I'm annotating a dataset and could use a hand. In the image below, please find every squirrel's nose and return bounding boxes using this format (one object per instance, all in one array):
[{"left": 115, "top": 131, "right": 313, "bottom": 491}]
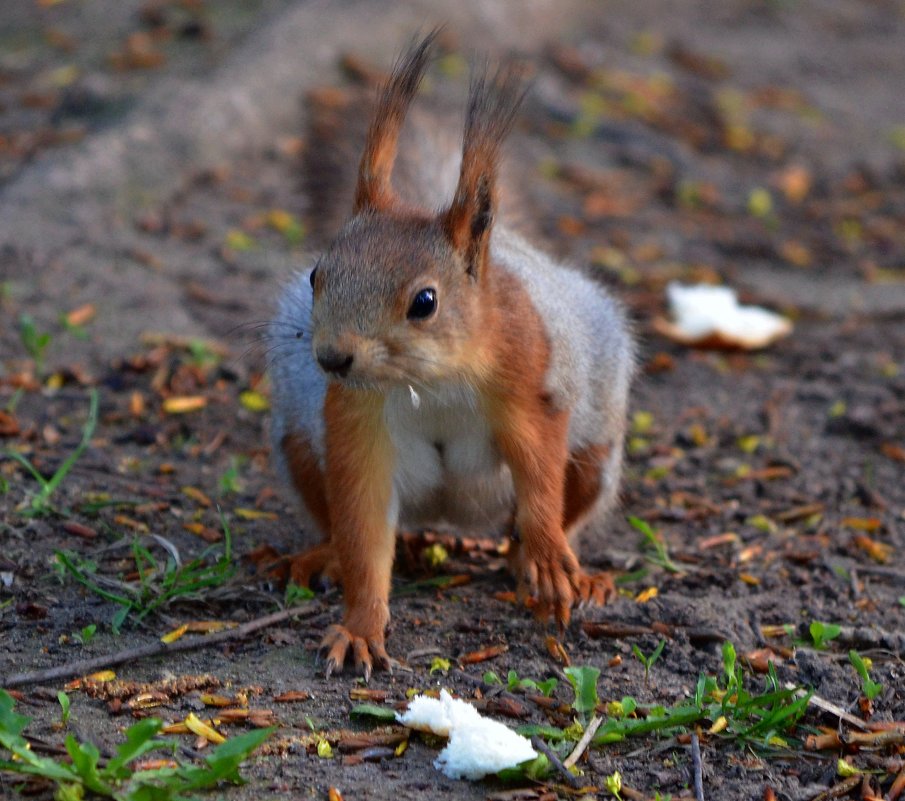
[{"left": 316, "top": 346, "right": 354, "bottom": 377}]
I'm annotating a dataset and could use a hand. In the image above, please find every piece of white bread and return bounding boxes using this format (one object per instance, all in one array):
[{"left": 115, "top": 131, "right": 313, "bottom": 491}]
[
  {"left": 654, "top": 282, "right": 792, "bottom": 350},
  {"left": 397, "top": 690, "right": 537, "bottom": 780}
]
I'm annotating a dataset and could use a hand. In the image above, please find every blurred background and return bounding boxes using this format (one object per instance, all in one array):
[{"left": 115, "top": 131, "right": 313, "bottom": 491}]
[{"left": 2, "top": 0, "right": 904, "bottom": 361}]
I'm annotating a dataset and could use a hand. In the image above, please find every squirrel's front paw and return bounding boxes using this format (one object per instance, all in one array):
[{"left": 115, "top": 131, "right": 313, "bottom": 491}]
[
  {"left": 254, "top": 543, "right": 339, "bottom": 591},
  {"left": 513, "top": 540, "right": 582, "bottom": 627},
  {"left": 319, "top": 624, "right": 394, "bottom": 681},
  {"left": 575, "top": 570, "right": 617, "bottom": 606}
]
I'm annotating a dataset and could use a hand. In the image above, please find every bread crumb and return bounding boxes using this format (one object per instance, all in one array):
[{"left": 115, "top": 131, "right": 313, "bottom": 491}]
[
  {"left": 655, "top": 282, "right": 792, "bottom": 350},
  {"left": 397, "top": 690, "right": 537, "bottom": 780}
]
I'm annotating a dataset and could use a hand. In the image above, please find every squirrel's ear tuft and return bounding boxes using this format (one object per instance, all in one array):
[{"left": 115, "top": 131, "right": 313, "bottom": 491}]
[
  {"left": 354, "top": 30, "right": 440, "bottom": 213},
  {"left": 443, "top": 65, "right": 526, "bottom": 279}
]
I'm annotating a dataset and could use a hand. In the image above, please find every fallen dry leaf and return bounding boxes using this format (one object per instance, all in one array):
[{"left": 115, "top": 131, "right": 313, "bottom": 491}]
[
  {"left": 458, "top": 644, "right": 508, "bottom": 665},
  {"left": 274, "top": 691, "right": 311, "bottom": 703},
  {"left": 853, "top": 534, "right": 892, "bottom": 563}
]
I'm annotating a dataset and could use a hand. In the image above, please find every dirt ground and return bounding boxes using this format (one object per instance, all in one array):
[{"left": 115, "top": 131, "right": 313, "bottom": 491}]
[{"left": 1, "top": 1, "right": 904, "bottom": 799}]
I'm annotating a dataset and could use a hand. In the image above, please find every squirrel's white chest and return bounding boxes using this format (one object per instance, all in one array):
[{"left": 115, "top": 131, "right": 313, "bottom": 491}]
[{"left": 384, "top": 384, "right": 513, "bottom": 531}]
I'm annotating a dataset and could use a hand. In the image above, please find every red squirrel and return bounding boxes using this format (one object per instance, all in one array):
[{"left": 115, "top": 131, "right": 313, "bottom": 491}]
[{"left": 269, "top": 32, "right": 635, "bottom": 678}]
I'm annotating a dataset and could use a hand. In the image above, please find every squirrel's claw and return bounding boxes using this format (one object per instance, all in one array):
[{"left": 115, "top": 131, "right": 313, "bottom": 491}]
[
  {"left": 511, "top": 542, "right": 616, "bottom": 626},
  {"left": 512, "top": 540, "right": 582, "bottom": 628},
  {"left": 319, "top": 624, "right": 392, "bottom": 680},
  {"left": 575, "top": 571, "right": 617, "bottom": 606}
]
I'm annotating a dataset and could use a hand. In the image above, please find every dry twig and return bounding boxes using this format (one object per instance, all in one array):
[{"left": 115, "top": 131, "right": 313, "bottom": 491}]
[
  {"left": 2, "top": 604, "right": 321, "bottom": 689},
  {"left": 563, "top": 714, "right": 603, "bottom": 769},
  {"left": 530, "top": 735, "right": 581, "bottom": 789},
  {"left": 691, "top": 733, "right": 705, "bottom": 801}
]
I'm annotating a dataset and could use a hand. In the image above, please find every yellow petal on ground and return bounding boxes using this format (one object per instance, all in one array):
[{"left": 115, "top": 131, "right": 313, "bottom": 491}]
[
  {"left": 265, "top": 209, "right": 305, "bottom": 243},
  {"left": 739, "top": 573, "right": 760, "bottom": 586},
  {"left": 635, "top": 586, "right": 658, "bottom": 603},
  {"left": 709, "top": 716, "right": 728, "bottom": 734},
  {"left": 225, "top": 229, "right": 255, "bottom": 251},
  {"left": 184, "top": 713, "right": 226, "bottom": 744},
  {"left": 239, "top": 390, "right": 270, "bottom": 412},
  {"left": 422, "top": 543, "right": 448, "bottom": 568},
  {"left": 163, "top": 396, "right": 207, "bottom": 414},
  {"left": 88, "top": 670, "right": 116, "bottom": 682},
  {"left": 161, "top": 624, "right": 188, "bottom": 644},
  {"left": 234, "top": 508, "right": 278, "bottom": 521},
  {"left": 836, "top": 758, "right": 860, "bottom": 778}
]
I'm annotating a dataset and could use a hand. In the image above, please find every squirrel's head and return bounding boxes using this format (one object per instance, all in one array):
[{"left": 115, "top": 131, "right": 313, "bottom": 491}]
[{"left": 308, "top": 31, "right": 524, "bottom": 389}]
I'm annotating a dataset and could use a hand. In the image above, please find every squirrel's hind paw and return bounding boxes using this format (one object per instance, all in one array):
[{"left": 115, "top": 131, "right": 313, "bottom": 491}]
[{"left": 257, "top": 543, "right": 340, "bottom": 591}]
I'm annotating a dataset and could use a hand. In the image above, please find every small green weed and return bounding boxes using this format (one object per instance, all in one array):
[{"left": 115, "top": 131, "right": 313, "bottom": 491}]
[
  {"left": 187, "top": 339, "right": 221, "bottom": 369},
  {"left": 72, "top": 623, "right": 97, "bottom": 645},
  {"left": 0, "top": 689, "right": 272, "bottom": 800},
  {"left": 350, "top": 704, "right": 397, "bottom": 723},
  {"left": 632, "top": 638, "right": 666, "bottom": 686},
  {"left": 429, "top": 657, "right": 451, "bottom": 675},
  {"left": 809, "top": 621, "right": 842, "bottom": 649},
  {"left": 563, "top": 665, "right": 600, "bottom": 722},
  {"left": 4, "top": 389, "right": 98, "bottom": 516},
  {"left": 848, "top": 650, "right": 882, "bottom": 701},
  {"left": 483, "top": 670, "right": 558, "bottom": 696},
  {"left": 605, "top": 769, "right": 623, "bottom": 799},
  {"left": 56, "top": 515, "right": 236, "bottom": 633},
  {"left": 18, "top": 314, "right": 52, "bottom": 374},
  {"left": 5, "top": 387, "right": 24, "bottom": 414},
  {"left": 518, "top": 641, "right": 810, "bottom": 752},
  {"left": 628, "top": 516, "right": 681, "bottom": 573},
  {"left": 59, "top": 312, "right": 90, "bottom": 341},
  {"left": 218, "top": 456, "right": 246, "bottom": 495},
  {"left": 284, "top": 580, "right": 315, "bottom": 607},
  {"left": 57, "top": 691, "right": 71, "bottom": 727}
]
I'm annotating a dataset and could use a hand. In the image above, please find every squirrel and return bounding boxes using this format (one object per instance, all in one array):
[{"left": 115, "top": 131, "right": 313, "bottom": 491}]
[{"left": 268, "top": 31, "right": 636, "bottom": 679}]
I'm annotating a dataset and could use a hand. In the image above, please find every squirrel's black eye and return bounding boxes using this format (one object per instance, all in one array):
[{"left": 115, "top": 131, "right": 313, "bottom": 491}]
[
  {"left": 407, "top": 288, "right": 437, "bottom": 320},
  {"left": 309, "top": 267, "right": 318, "bottom": 289}
]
